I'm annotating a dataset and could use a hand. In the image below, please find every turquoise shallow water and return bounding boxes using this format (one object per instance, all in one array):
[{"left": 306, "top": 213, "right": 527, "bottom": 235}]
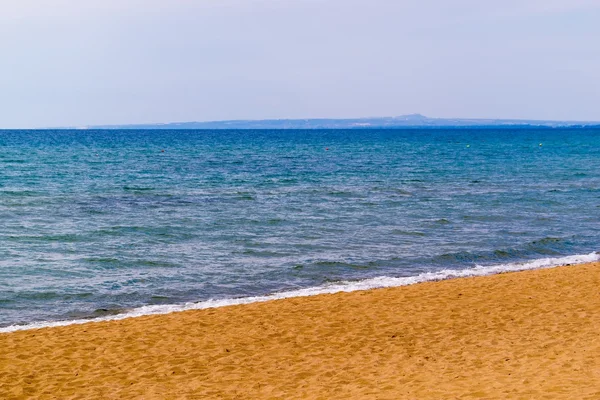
[{"left": 1, "top": 128, "right": 599, "bottom": 328}]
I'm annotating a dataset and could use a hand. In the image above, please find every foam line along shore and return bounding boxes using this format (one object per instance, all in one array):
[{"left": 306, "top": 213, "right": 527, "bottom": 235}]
[
  {"left": 1, "top": 252, "right": 598, "bottom": 333},
  {"left": 2, "top": 260, "right": 600, "bottom": 399}
]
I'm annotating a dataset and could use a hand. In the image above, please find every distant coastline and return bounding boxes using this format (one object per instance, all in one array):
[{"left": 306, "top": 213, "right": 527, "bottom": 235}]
[{"left": 55, "top": 114, "right": 600, "bottom": 130}]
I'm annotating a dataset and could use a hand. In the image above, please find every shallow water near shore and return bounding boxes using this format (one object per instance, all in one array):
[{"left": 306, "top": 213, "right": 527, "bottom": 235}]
[{"left": 1, "top": 128, "right": 600, "bottom": 329}]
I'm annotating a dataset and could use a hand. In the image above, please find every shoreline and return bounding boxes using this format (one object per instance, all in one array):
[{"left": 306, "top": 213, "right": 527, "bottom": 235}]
[
  {"left": 2, "top": 260, "right": 600, "bottom": 398},
  {"left": 1, "top": 252, "right": 598, "bottom": 334}
]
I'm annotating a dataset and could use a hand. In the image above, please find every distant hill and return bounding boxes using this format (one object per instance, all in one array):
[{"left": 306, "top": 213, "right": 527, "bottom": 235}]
[{"left": 72, "top": 114, "right": 600, "bottom": 129}]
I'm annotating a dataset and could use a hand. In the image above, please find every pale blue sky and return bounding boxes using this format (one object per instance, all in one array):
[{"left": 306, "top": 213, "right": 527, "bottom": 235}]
[{"left": 1, "top": 0, "right": 599, "bottom": 128}]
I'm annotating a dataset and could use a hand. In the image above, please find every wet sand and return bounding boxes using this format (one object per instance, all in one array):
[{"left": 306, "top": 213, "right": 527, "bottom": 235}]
[{"left": 2, "top": 262, "right": 600, "bottom": 399}]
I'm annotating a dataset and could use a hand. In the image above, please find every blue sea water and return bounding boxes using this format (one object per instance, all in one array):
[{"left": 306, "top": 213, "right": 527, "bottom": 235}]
[{"left": 1, "top": 128, "right": 599, "bottom": 329}]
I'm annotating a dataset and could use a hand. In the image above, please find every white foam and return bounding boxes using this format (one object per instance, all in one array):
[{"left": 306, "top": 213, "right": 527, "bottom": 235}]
[{"left": 2, "top": 252, "right": 598, "bottom": 333}]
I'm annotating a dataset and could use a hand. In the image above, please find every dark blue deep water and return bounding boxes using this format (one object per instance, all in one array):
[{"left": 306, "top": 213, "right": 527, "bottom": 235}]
[{"left": 1, "top": 128, "right": 599, "bottom": 328}]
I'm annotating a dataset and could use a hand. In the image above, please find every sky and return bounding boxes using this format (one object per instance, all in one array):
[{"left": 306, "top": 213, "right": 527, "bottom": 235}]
[{"left": 1, "top": 0, "right": 599, "bottom": 128}]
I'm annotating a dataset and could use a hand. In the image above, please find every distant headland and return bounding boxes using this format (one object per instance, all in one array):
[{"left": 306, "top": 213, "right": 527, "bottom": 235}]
[{"left": 68, "top": 114, "right": 600, "bottom": 130}]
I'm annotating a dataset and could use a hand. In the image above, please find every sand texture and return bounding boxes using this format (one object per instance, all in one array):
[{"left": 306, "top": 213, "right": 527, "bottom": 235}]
[{"left": 2, "top": 262, "right": 600, "bottom": 399}]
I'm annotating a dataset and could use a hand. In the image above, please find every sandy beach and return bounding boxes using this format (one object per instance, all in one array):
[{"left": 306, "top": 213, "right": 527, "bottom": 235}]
[{"left": 2, "top": 261, "right": 600, "bottom": 399}]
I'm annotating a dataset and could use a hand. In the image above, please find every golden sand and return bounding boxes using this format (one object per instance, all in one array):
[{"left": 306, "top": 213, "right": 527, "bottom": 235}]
[{"left": 2, "top": 262, "right": 600, "bottom": 399}]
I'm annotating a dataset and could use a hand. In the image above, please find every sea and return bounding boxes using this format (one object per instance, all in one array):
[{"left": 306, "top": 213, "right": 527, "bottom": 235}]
[{"left": 1, "top": 128, "right": 599, "bottom": 332}]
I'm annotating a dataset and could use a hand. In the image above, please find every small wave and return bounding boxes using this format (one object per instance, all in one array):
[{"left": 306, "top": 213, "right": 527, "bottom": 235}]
[
  {"left": 92, "top": 308, "right": 125, "bottom": 317},
  {"left": 326, "top": 191, "right": 355, "bottom": 198},
  {"left": 371, "top": 187, "right": 413, "bottom": 196},
  {"left": 1, "top": 159, "right": 27, "bottom": 164},
  {"left": 122, "top": 186, "right": 155, "bottom": 191},
  {"left": 530, "top": 237, "right": 561, "bottom": 245},
  {"left": 0, "top": 190, "right": 39, "bottom": 197},
  {"left": 313, "top": 261, "right": 371, "bottom": 270},
  {"left": 240, "top": 249, "right": 285, "bottom": 257},
  {"left": 1, "top": 252, "right": 598, "bottom": 334},
  {"left": 391, "top": 230, "right": 426, "bottom": 237},
  {"left": 433, "top": 237, "right": 574, "bottom": 264},
  {"left": 462, "top": 215, "right": 509, "bottom": 222}
]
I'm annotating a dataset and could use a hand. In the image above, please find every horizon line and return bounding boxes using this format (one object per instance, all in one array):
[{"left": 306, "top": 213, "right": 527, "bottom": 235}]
[{"left": 4, "top": 114, "right": 600, "bottom": 130}]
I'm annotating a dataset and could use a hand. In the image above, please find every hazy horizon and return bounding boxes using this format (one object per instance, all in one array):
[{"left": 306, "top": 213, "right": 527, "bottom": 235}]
[
  {"left": 2, "top": 0, "right": 599, "bottom": 128},
  {"left": 61, "top": 113, "right": 600, "bottom": 130}
]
